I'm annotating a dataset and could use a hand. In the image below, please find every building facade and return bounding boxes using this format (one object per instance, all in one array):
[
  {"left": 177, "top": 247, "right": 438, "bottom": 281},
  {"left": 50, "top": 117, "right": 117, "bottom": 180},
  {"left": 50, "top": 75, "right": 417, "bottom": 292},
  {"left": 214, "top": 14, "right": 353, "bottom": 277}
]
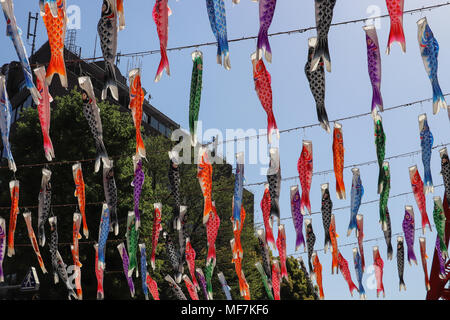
[{"left": 1, "top": 41, "right": 179, "bottom": 140}]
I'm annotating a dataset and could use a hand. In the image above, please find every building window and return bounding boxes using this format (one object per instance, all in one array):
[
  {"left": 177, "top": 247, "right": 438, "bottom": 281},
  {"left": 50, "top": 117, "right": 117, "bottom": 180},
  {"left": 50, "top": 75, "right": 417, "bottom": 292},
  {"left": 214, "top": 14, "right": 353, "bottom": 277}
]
[
  {"left": 159, "top": 123, "right": 166, "bottom": 135},
  {"left": 166, "top": 127, "right": 172, "bottom": 138},
  {"left": 151, "top": 117, "right": 158, "bottom": 129},
  {"left": 142, "top": 112, "right": 148, "bottom": 124}
]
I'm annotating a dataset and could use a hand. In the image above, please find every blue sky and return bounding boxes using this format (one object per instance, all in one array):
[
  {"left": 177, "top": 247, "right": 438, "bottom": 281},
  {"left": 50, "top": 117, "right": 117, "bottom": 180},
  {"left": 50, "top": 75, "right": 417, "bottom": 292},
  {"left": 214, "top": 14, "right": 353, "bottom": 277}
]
[{"left": 1, "top": 0, "right": 450, "bottom": 300}]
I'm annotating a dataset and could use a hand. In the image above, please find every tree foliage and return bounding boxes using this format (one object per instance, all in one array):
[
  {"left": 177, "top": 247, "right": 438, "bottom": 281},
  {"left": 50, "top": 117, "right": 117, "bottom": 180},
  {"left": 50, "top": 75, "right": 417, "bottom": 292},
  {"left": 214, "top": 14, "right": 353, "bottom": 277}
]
[{"left": 0, "top": 90, "right": 315, "bottom": 300}]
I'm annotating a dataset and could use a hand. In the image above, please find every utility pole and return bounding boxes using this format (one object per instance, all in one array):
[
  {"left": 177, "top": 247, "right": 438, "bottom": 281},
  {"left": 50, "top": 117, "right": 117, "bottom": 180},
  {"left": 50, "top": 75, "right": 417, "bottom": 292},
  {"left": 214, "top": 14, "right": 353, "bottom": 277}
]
[{"left": 27, "top": 12, "right": 39, "bottom": 57}]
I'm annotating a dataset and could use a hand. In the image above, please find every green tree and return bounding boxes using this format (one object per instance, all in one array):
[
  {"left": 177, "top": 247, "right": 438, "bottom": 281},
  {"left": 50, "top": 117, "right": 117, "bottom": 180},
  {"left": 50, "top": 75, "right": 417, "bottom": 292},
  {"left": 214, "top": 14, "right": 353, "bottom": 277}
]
[
  {"left": 0, "top": 90, "right": 315, "bottom": 300},
  {"left": 280, "top": 257, "right": 318, "bottom": 300}
]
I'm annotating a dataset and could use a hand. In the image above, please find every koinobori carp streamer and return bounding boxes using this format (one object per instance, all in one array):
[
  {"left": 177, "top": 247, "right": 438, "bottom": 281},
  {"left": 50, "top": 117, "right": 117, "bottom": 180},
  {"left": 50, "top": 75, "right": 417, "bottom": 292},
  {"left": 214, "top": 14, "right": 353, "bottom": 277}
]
[
  {"left": 78, "top": 76, "right": 109, "bottom": 173},
  {"left": 7, "top": 180, "right": 19, "bottom": 257},
  {"left": 198, "top": 147, "right": 214, "bottom": 224},
  {"left": 298, "top": 140, "right": 313, "bottom": 215},
  {"left": 385, "top": 0, "right": 406, "bottom": 54},
  {"left": 379, "top": 161, "right": 390, "bottom": 232},
  {"left": 276, "top": 224, "right": 288, "bottom": 281},
  {"left": 189, "top": 51, "right": 203, "bottom": 146},
  {"left": 348, "top": 168, "right": 364, "bottom": 237},
  {"left": 1, "top": 0, "right": 41, "bottom": 104},
  {"left": 97, "top": 203, "right": 110, "bottom": 271},
  {"left": 255, "top": 261, "right": 274, "bottom": 300},
  {"left": 267, "top": 148, "right": 281, "bottom": 224},
  {"left": 97, "top": 0, "right": 124, "bottom": 100},
  {"left": 332, "top": 123, "right": 345, "bottom": 199},
  {"left": 290, "top": 185, "right": 305, "bottom": 252},
  {"left": 396, "top": 236, "right": 406, "bottom": 292},
  {"left": 103, "top": 158, "right": 119, "bottom": 235},
  {"left": 321, "top": 183, "right": 332, "bottom": 253},
  {"left": 353, "top": 248, "right": 366, "bottom": 300},
  {"left": 374, "top": 114, "right": 386, "bottom": 195},
  {"left": 38, "top": 168, "right": 51, "bottom": 247},
  {"left": 146, "top": 273, "right": 160, "bottom": 300},
  {"left": 432, "top": 196, "right": 447, "bottom": 260},
  {"left": 305, "top": 37, "right": 330, "bottom": 133},
  {"left": 0, "top": 76, "right": 16, "bottom": 172},
  {"left": 305, "top": 218, "right": 316, "bottom": 277},
  {"left": 183, "top": 274, "right": 199, "bottom": 300},
  {"left": 338, "top": 252, "right": 359, "bottom": 297},
  {"left": 440, "top": 148, "right": 450, "bottom": 203},
  {"left": 271, "top": 260, "right": 281, "bottom": 300},
  {"left": 151, "top": 203, "right": 162, "bottom": 270},
  {"left": 312, "top": 252, "right": 324, "bottom": 299},
  {"left": 252, "top": 52, "right": 279, "bottom": 144},
  {"left": 255, "top": 0, "right": 277, "bottom": 63},
  {"left": 117, "top": 242, "right": 135, "bottom": 298},
  {"left": 72, "top": 212, "right": 82, "bottom": 270},
  {"left": 261, "top": 183, "right": 276, "bottom": 249},
  {"left": 356, "top": 214, "right": 365, "bottom": 272},
  {"left": 311, "top": 0, "right": 336, "bottom": 73},
  {"left": 419, "top": 237, "right": 430, "bottom": 291},
  {"left": 128, "top": 69, "right": 146, "bottom": 159},
  {"left": 232, "top": 152, "right": 244, "bottom": 231},
  {"left": 330, "top": 214, "right": 339, "bottom": 275},
  {"left": 206, "top": 0, "right": 231, "bottom": 70},
  {"left": 153, "top": 0, "right": 171, "bottom": 82},
  {"left": 0, "top": 218, "right": 5, "bottom": 282},
  {"left": 72, "top": 163, "right": 88, "bottom": 238},
  {"left": 231, "top": 205, "right": 245, "bottom": 262},
  {"left": 139, "top": 243, "right": 149, "bottom": 300},
  {"left": 165, "top": 274, "right": 186, "bottom": 300},
  {"left": 217, "top": 272, "right": 232, "bottom": 300},
  {"left": 417, "top": 17, "right": 448, "bottom": 117},
  {"left": 373, "top": 246, "right": 385, "bottom": 298},
  {"left": 126, "top": 212, "right": 139, "bottom": 278},
  {"left": 94, "top": 243, "right": 104, "bottom": 300},
  {"left": 185, "top": 237, "right": 199, "bottom": 290},
  {"left": 49, "top": 216, "right": 78, "bottom": 300},
  {"left": 163, "top": 231, "right": 183, "bottom": 284},
  {"left": 402, "top": 206, "right": 418, "bottom": 266},
  {"left": 177, "top": 206, "right": 189, "bottom": 265},
  {"left": 23, "top": 211, "right": 47, "bottom": 274},
  {"left": 34, "top": 66, "right": 55, "bottom": 161},
  {"left": 39, "top": 0, "right": 68, "bottom": 88},
  {"left": 132, "top": 156, "right": 144, "bottom": 230},
  {"left": 256, "top": 229, "right": 272, "bottom": 285},
  {"left": 383, "top": 208, "right": 393, "bottom": 261},
  {"left": 363, "top": 24, "right": 383, "bottom": 117},
  {"left": 305, "top": 37, "right": 330, "bottom": 132},
  {"left": 409, "top": 165, "right": 432, "bottom": 234},
  {"left": 418, "top": 114, "right": 434, "bottom": 194},
  {"left": 206, "top": 202, "right": 220, "bottom": 267}
]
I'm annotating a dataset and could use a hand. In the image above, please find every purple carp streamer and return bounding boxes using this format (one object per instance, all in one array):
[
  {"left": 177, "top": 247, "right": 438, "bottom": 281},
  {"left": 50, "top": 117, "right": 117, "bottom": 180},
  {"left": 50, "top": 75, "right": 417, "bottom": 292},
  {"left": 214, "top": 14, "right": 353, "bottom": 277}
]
[
  {"left": 363, "top": 25, "right": 383, "bottom": 117},
  {"left": 255, "top": 0, "right": 277, "bottom": 63},
  {"left": 132, "top": 155, "right": 144, "bottom": 230},
  {"left": 117, "top": 242, "right": 135, "bottom": 298}
]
